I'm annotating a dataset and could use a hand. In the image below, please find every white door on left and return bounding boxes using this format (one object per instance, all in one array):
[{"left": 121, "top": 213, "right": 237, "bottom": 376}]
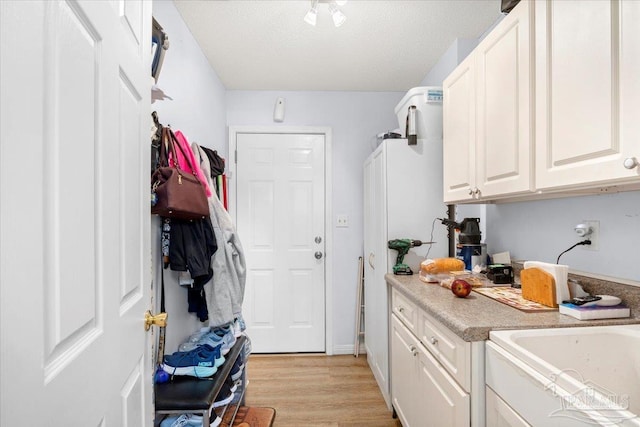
[{"left": 0, "top": 1, "right": 152, "bottom": 425}]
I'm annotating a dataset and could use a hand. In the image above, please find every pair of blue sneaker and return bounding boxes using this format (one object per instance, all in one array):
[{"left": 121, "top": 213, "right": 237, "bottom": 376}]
[
  {"left": 162, "top": 344, "right": 225, "bottom": 378},
  {"left": 179, "top": 325, "right": 237, "bottom": 356}
]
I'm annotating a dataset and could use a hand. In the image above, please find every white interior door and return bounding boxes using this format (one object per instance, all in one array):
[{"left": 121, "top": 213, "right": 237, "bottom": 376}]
[
  {"left": 0, "top": 1, "right": 152, "bottom": 425},
  {"left": 236, "top": 132, "right": 326, "bottom": 353}
]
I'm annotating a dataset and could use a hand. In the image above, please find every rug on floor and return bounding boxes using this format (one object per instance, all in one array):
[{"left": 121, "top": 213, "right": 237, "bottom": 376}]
[{"left": 224, "top": 406, "right": 276, "bottom": 427}]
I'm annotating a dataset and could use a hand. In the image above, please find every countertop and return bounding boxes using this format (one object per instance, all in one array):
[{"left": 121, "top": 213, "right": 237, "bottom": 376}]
[{"left": 386, "top": 274, "right": 640, "bottom": 342}]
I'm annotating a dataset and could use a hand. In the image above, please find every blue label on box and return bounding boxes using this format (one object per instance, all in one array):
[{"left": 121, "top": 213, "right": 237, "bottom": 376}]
[{"left": 426, "top": 89, "right": 443, "bottom": 103}]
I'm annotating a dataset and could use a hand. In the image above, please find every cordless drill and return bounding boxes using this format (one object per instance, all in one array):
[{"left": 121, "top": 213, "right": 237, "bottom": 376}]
[{"left": 388, "top": 239, "right": 424, "bottom": 275}]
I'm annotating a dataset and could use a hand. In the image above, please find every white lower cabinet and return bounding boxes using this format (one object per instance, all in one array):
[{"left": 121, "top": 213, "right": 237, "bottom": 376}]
[
  {"left": 391, "top": 315, "right": 421, "bottom": 426},
  {"left": 390, "top": 289, "right": 472, "bottom": 427},
  {"left": 486, "top": 386, "right": 532, "bottom": 427}
]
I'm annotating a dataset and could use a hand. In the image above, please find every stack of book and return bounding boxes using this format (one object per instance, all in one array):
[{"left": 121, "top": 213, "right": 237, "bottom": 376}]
[{"left": 559, "top": 303, "right": 630, "bottom": 320}]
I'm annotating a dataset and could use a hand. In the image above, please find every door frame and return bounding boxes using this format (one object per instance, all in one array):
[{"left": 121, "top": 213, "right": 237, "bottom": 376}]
[{"left": 228, "top": 126, "right": 333, "bottom": 355}]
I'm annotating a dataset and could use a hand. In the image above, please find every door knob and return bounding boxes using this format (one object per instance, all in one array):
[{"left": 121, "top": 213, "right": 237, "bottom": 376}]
[
  {"left": 315, "top": 251, "right": 323, "bottom": 260},
  {"left": 144, "top": 310, "right": 168, "bottom": 331}
]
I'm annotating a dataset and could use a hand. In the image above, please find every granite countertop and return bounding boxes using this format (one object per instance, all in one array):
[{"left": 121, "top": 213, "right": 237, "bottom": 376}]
[{"left": 386, "top": 274, "right": 640, "bottom": 342}]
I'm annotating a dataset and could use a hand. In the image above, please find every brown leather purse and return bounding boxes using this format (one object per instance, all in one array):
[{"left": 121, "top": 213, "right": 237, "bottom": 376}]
[{"left": 151, "top": 128, "right": 209, "bottom": 220}]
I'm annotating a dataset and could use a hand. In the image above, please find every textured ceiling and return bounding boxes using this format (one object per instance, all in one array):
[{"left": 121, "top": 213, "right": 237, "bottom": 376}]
[{"left": 173, "top": 0, "right": 502, "bottom": 91}]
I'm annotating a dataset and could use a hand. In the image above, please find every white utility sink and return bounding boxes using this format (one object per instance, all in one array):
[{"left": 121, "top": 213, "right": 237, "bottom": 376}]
[{"left": 487, "top": 325, "right": 640, "bottom": 426}]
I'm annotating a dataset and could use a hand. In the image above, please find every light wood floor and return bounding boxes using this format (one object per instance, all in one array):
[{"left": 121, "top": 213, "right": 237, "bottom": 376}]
[{"left": 243, "top": 354, "right": 402, "bottom": 427}]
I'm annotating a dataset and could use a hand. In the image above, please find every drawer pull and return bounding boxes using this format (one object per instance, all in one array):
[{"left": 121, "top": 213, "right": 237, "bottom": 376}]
[
  {"left": 398, "top": 307, "right": 404, "bottom": 313},
  {"left": 430, "top": 336, "right": 438, "bottom": 345},
  {"left": 409, "top": 345, "right": 418, "bottom": 357}
]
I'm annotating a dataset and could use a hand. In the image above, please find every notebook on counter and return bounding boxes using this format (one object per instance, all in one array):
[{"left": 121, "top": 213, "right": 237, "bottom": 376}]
[{"left": 559, "top": 303, "right": 631, "bottom": 320}]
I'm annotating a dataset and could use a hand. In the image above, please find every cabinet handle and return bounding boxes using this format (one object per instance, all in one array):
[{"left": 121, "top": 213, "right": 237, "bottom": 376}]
[
  {"left": 623, "top": 157, "right": 639, "bottom": 170},
  {"left": 474, "top": 188, "right": 481, "bottom": 197},
  {"left": 409, "top": 345, "right": 418, "bottom": 356},
  {"left": 430, "top": 336, "right": 438, "bottom": 345},
  {"left": 368, "top": 253, "right": 375, "bottom": 269},
  {"left": 468, "top": 189, "right": 473, "bottom": 196},
  {"left": 398, "top": 306, "right": 404, "bottom": 313}
]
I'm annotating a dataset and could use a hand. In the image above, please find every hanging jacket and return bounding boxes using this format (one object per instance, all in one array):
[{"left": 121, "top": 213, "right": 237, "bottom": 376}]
[
  {"left": 168, "top": 217, "right": 217, "bottom": 322},
  {"left": 192, "top": 143, "right": 247, "bottom": 327},
  {"left": 167, "top": 129, "right": 212, "bottom": 197}
]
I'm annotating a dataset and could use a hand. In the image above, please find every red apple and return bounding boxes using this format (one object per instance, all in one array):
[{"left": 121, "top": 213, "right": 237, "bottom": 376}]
[{"left": 451, "top": 279, "right": 472, "bottom": 298}]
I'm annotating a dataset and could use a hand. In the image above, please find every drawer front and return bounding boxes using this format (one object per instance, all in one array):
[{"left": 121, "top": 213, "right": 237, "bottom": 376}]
[
  {"left": 418, "top": 310, "right": 471, "bottom": 392},
  {"left": 391, "top": 288, "right": 418, "bottom": 334}
]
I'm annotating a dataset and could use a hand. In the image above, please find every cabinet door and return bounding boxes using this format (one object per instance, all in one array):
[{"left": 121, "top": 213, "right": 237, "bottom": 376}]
[
  {"left": 486, "top": 386, "right": 532, "bottom": 427},
  {"left": 390, "top": 315, "right": 420, "bottom": 427},
  {"left": 364, "top": 147, "right": 390, "bottom": 406},
  {"left": 443, "top": 53, "right": 476, "bottom": 203},
  {"left": 476, "top": 0, "right": 533, "bottom": 198},
  {"left": 363, "top": 156, "right": 375, "bottom": 362},
  {"left": 417, "top": 341, "right": 470, "bottom": 427},
  {"left": 535, "top": 0, "right": 640, "bottom": 189}
]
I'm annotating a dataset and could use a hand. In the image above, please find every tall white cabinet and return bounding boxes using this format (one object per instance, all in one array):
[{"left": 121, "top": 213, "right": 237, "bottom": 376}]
[{"left": 363, "top": 138, "right": 448, "bottom": 407}]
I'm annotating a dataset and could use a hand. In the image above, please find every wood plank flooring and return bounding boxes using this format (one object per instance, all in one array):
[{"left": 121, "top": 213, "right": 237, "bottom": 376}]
[{"left": 243, "top": 354, "right": 402, "bottom": 427}]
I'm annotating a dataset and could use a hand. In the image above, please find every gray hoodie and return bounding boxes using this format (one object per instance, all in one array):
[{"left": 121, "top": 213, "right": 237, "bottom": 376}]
[{"left": 192, "top": 143, "right": 247, "bottom": 327}]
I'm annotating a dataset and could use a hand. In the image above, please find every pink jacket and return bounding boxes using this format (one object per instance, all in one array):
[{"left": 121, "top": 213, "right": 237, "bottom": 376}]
[{"left": 168, "top": 130, "right": 212, "bottom": 197}]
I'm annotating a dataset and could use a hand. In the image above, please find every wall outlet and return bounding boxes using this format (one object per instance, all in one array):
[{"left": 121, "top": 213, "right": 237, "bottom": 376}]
[
  {"left": 336, "top": 214, "right": 349, "bottom": 228},
  {"left": 582, "top": 220, "right": 599, "bottom": 251}
]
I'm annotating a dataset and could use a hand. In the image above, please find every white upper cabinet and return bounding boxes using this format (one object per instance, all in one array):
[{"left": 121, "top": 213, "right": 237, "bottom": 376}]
[
  {"left": 443, "top": 53, "right": 476, "bottom": 203},
  {"left": 476, "top": 0, "right": 534, "bottom": 199},
  {"left": 443, "top": 0, "right": 640, "bottom": 203},
  {"left": 534, "top": 0, "right": 640, "bottom": 190},
  {"left": 443, "top": 0, "right": 534, "bottom": 203}
]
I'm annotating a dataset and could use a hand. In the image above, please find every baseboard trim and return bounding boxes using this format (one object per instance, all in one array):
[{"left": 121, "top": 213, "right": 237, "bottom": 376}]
[{"left": 332, "top": 344, "right": 367, "bottom": 355}]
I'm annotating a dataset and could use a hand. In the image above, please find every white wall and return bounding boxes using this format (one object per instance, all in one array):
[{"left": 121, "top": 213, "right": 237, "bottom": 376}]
[
  {"left": 485, "top": 192, "right": 640, "bottom": 283},
  {"left": 152, "top": 0, "right": 228, "bottom": 353},
  {"left": 227, "top": 90, "right": 403, "bottom": 352},
  {"left": 419, "top": 38, "right": 477, "bottom": 87}
]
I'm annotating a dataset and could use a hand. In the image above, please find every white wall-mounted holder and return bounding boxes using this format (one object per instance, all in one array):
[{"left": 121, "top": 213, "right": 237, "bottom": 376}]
[{"left": 274, "top": 97, "right": 285, "bottom": 122}]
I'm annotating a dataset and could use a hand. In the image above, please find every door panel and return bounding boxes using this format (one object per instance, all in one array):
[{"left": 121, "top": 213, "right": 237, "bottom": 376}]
[
  {"left": 443, "top": 55, "right": 476, "bottom": 202},
  {"left": 237, "top": 133, "right": 325, "bottom": 352},
  {"left": 0, "top": 1, "right": 151, "bottom": 425},
  {"left": 476, "top": 0, "right": 533, "bottom": 198},
  {"left": 535, "top": 0, "right": 640, "bottom": 188}
]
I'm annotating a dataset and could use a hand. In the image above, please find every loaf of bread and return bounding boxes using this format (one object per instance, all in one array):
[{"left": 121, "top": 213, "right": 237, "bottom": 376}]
[
  {"left": 421, "top": 258, "right": 466, "bottom": 274},
  {"left": 521, "top": 267, "right": 557, "bottom": 308}
]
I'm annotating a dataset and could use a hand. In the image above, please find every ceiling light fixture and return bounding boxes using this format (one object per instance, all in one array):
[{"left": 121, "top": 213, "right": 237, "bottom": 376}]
[
  {"left": 304, "top": 0, "right": 318, "bottom": 26},
  {"left": 304, "top": 0, "right": 347, "bottom": 28},
  {"left": 328, "top": 3, "right": 346, "bottom": 27}
]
